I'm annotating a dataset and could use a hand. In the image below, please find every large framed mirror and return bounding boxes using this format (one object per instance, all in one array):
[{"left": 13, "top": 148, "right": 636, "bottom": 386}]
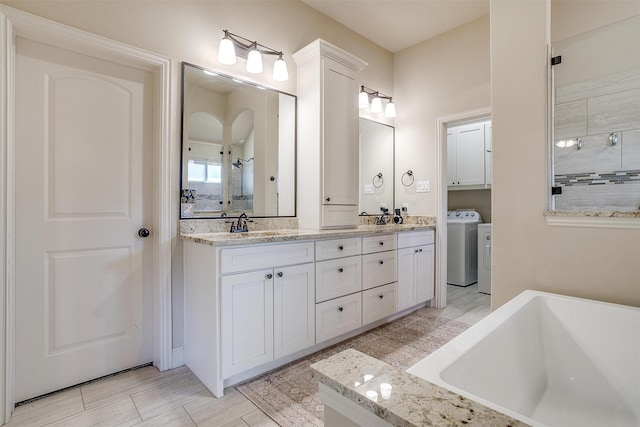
[
  {"left": 359, "top": 118, "right": 394, "bottom": 215},
  {"left": 550, "top": 14, "right": 640, "bottom": 212},
  {"left": 180, "top": 62, "right": 296, "bottom": 218}
]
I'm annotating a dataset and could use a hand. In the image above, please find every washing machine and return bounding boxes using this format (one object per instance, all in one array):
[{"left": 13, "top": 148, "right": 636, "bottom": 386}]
[
  {"left": 447, "top": 210, "right": 482, "bottom": 286},
  {"left": 477, "top": 223, "right": 492, "bottom": 294}
]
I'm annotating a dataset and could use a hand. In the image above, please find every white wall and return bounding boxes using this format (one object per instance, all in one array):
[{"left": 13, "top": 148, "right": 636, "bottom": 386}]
[
  {"left": 393, "top": 16, "right": 491, "bottom": 215},
  {"left": 1, "top": 0, "right": 393, "bottom": 348},
  {"left": 491, "top": 0, "right": 640, "bottom": 309}
]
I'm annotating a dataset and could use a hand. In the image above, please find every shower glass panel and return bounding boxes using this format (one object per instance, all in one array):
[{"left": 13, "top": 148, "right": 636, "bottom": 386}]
[{"left": 551, "top": 14, "right": 640, "bottom": 212}]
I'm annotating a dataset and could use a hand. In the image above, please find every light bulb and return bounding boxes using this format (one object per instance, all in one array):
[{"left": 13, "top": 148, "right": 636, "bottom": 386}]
[
  {"left": 384, "top": 100, "right": 396, "bottom": 118},
  {"left": 359, "top": 90, "right": 369, "bottom": 109},
  {"left": 218, "top": 35, "right": 236, "bottom": 65},
  {"left": 273, "top": 55, "right": 288, "bottom": 81},
  {"left": 370, "top": 97, "right": 383, "bottom": 113},
  {"left": 246, "top": 46, "right": 263, "bottom": 73}
]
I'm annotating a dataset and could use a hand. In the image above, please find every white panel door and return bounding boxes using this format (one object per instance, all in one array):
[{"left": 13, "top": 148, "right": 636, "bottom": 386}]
[{"left": 14, "top": 38, "right": 154, "bottom": 402}]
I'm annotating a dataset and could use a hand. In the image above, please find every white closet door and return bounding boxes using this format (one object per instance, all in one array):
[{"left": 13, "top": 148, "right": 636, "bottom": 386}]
[{"left": 14, "top": 38, "right": 154, "bottom": 402}]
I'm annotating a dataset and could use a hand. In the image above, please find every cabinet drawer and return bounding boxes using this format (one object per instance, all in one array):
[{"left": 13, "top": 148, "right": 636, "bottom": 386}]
[
  {"left": 315, "top": 237, "right": 361, "bottom": 261},
  {"left": 397, "top": 230, "right": 434, "bottom": 248},
  {"left": 315, "top": 256, "right": 361, "bottom": 302},
  {"left": 316, "top": 293, "right": 362, "bottom": 343},
  {"left": 321, "top": 205, "right": 359, "bottom": 229},
  {"left": 362, "top": 283, "right": 397, "bottom": 325},
  {"left": 362, "top": 234, "right": 397, "bottom": 254},
  {"left": 220, "top": 241, "right": 314, "bottom": 274},
  {"left": 362, "top": 251, "right": 397, "bottom": 290}
]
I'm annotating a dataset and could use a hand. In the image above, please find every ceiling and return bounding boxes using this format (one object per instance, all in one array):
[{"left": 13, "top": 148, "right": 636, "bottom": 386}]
[{"left": 301, "top": 0, "right": 490, "bottom": 53}]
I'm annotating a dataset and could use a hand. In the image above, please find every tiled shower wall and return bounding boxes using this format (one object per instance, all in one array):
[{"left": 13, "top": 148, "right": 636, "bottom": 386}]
[{"left": 553, "top": 68, "right": 640, "bottom": 211}]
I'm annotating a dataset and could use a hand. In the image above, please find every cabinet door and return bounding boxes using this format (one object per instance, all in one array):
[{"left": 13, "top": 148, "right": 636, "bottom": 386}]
[
  {"left": 447, "top": 131, "right": 457, "bottom": 186},
  {"left": 274, "top": 263, "right": 315, "bottom": 359},
  {"left": 321, "top": 58, "right": 358, "bottom": 206},
  {"left": 416, "top": 245, "right": 435, "bottom": 304},
  {"left": 455, "top": 123, "right": 485, "bottom": 186},
  {"left": 485, "top": 121, "right": 492, "bottom": 185},
  {"left": 221, "top": 270, "right": 274, "bottom": 378},
  {"left": 397, "top": 247, "right": 416, "bottom": 311}
]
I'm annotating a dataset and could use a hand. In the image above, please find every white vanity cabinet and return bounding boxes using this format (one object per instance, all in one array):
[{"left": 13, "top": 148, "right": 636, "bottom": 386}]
[
  {"left": 293, "top": 39, "right": 368, "bottom": 229},
  {"left": 397, "top": 230, "right": 435, "bottom": 311},
  {"left": 183, "top": 228, "right": 435, "bottom": 398}
]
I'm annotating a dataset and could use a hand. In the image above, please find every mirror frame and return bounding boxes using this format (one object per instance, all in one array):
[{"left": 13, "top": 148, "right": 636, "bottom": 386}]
[{"left": 180, "top": 62, "right": 297, "bottom": 219}]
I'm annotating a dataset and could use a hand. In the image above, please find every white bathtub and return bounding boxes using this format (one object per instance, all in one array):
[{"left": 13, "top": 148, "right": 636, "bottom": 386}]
[{"left": 407, "top": 290, "right": 640, "bottom": 427}]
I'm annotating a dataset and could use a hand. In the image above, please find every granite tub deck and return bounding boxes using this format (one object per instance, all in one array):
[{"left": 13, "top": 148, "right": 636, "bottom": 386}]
[
  {"left": 311, "top": 349, "right": 526, "bottom": 427},
  {"left": 180, "top": 223, "right": 436, "bottom": 247}
]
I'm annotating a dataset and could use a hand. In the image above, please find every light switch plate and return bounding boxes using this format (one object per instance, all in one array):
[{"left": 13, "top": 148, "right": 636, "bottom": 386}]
[
  {"left": 416, "top": 180, "right": 431, "bottom": 193},
  {"left": 364, "top": 184, "right": 375, "bottom": 195}
]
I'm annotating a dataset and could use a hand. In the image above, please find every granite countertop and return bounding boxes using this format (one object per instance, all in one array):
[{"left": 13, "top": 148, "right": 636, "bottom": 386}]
[
  {"left": 311, "top": 349, "right": 526, "bottom": 427},
  {"left": 180, "top": 223, "right": 435, "bottom": 247},
  {"left": 544, "top": 210, "right": 640, "bottom": 218}
]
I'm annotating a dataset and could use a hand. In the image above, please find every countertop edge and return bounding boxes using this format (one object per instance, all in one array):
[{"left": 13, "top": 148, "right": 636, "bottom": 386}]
[
  {"left": 180, "top": 224, "right": 436, "bottom": 247},
  {"left": 311, "top": 349, "right": 528, "bottom": 427}
]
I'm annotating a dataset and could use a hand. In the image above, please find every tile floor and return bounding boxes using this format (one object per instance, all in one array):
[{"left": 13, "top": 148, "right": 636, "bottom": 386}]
[{"left": 8, "top": 284, "right": 489, "bottom": 426}]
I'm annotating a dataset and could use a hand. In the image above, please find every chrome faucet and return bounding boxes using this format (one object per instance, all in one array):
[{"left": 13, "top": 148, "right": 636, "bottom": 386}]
[{"left": 228, "top": 213, "right": 251, "bottom": 233}]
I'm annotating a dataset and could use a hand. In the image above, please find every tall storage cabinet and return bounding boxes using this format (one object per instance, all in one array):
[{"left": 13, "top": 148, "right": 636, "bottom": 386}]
[{"left": 293, "top": 39, "right": 368, "bottom": 229}]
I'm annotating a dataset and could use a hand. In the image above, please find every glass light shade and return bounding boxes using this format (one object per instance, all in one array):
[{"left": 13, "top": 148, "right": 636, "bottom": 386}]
[
  {"left": 370, "top": 97, "right": 383, "bottom": 113},
  {"left": 218, "top": 37, "right": 237, "bottom": 65},
  {"left": 273, "top": 57, "right": 289, "bottom": 81},
  {"left": 384, "top": 101, "right": 396, "bottom": 118},
  {"left": 359, "top": 91, "right": 370, "bottom": 109},
  {"left": 246, "top": 48, "right": 263, "bottom": 73}
]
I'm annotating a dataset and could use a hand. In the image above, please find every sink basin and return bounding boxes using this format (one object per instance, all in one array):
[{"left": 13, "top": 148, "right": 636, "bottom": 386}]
[{"left": 228, "top": 229, "right": 298, "bottom": 238}]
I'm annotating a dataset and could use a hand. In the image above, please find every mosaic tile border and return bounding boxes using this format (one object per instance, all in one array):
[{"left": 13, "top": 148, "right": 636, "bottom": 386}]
[{"left": 555, "top": 170, "right": 640, "bottom": 186}]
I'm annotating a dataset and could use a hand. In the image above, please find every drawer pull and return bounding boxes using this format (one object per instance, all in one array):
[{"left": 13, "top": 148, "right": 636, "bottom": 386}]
[
  {"left": 379, "top": 260, "right": 384, "bottom": 265},
  {"left": 277, "top": 272, "right": 283, "bottom": 278},
  {"left": 338, "top": 267, "right": 344, "bottom": 273},
  {"left": 379, "top": 241, "right": 384, "bottom": 246},
  {"left": 266, "top": 273, "right": 273, "bottom": 279},
  {"left": 378, "top": 294, "right": 384, "bottom": 299},
  {"left": 338, "top": 245, "right": 344, "bottom": 251},
  {"left": 338, "top": 306, "right": 344, "bottom": 312}
]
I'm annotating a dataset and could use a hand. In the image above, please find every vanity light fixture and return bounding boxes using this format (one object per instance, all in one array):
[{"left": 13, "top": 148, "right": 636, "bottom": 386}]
[
  {"left": 359, "top": 85, "right": 396, "bottom": 118},
  {"left": 217, "top": 30, "right": 288, "bottom": 81}
]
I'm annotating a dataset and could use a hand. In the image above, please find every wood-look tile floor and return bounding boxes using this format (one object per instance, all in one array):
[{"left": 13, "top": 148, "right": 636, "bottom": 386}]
[{"left": 8, "top": 284, "right": 489, "bottom": 426}]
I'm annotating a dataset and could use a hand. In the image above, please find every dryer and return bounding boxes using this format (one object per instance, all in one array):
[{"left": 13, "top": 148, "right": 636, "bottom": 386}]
[
  {"left": 477, "top": 223, "right": 492, "bottom": 294},
  {"left": 447, "top": 210, "right": 482, "bottom": 287}
]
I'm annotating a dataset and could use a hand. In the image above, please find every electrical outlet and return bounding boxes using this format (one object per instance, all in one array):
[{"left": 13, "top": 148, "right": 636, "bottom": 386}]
[
  {"left": 401, "top": 203, "right": 408, "bottom": 213},
  {"left": 380, "top": 202, "right": 387, "bottom": 210}
]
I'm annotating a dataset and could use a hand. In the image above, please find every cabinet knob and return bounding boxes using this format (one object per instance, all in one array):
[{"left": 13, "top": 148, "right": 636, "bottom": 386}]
[
  {"left": 338, "top": 306, "right": 344, "bottom": 312},
  {"left": 419, "top": 248, "right": 423, "bottom": 252},
  {"left": 415, "top": 249, "right": 419, "bottom": 253},
  {"left": 379, "top": 260, "right": 384, "bottom": 265},
  {"left": 338, "top": 268, "right": 344, "bottom": 273},
  {"left": 266, "top": 273, "right": 273, "bottom": 279},
  {"left": 379, "top": 241, "right": 384, "bottom": 246},
  {"left": 338, "top": 245, "right": 344, "bottom": 251},
  {"left": 326, "top": 197, "right": 331, "bottom": 202},
  {"left": 277, "top": 272, "right": 283, "bottom": 278},
  {"left": 378, "top": 294, "right": 384, "bottom": 299}
]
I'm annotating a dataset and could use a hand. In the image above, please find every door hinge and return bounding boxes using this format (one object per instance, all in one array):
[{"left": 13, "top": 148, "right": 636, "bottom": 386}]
[{"left": 551, "top": 56, "right": 562, "bottom": 66}]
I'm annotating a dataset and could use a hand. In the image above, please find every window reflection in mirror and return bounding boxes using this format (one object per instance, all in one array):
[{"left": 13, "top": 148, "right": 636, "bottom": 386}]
[
  {"left": 180, "top": 62, "right": 296, "bottom": 218},
  {"left": 359, "top": 118, "right": 394, "bottom": 216},
  {"left": 551, "top": 15, "right": 640, "bottom": 212}
]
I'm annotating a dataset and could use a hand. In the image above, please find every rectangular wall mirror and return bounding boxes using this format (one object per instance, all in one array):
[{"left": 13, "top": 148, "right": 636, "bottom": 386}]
[
  {"left": 551, "top": 15, "right": 640, "bottom": 212},
  {"left": 180, "top": 62, "right": 296, "bottom": 218},
  {"left": 359, "top": 118, "right": 394, "bottom": 216}
]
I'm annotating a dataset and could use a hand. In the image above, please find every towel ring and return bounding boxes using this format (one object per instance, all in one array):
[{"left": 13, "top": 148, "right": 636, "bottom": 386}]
[
  {"left": 372, "top": 173, "right": 384, "bottom": 188},
  {"left": 401, "top": 170, "right": 414, "bottom": 186}
]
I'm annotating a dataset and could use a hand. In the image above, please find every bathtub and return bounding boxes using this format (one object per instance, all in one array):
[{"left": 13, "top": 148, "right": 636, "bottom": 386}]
[{"left": 407, "top": 290, "right": 640, "bottom": 427}]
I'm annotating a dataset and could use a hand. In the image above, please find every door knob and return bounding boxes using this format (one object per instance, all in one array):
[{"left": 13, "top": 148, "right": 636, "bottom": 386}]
[{"left": 138, "top": 228, "right": 150, "bottom": 238}]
